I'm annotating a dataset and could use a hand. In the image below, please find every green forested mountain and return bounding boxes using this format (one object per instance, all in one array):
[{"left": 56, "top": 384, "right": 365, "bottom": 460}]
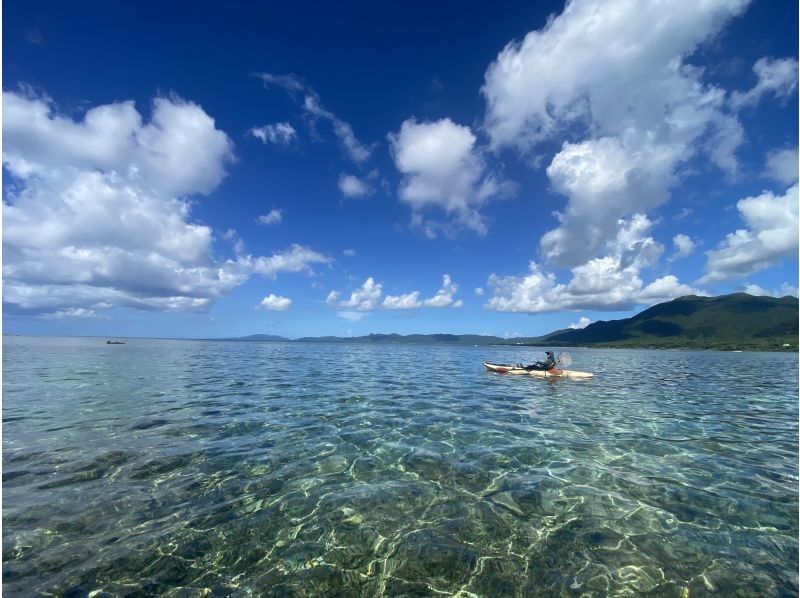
[
  {"left": 538, "top": 293, "right": 798, "bottom": 350},
  {"left": 223, "top": 293, "right": 798, "bottom": 350}
]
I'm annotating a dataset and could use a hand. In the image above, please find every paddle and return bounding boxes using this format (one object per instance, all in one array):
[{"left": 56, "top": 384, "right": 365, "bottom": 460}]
[{"left": 555, "top": 351, "right": 572, "bottom": 369}]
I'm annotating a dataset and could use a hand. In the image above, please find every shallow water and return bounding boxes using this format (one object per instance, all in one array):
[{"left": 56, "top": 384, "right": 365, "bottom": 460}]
[{"left": 3, "top": 336, "right": 798, "bottom": 596}]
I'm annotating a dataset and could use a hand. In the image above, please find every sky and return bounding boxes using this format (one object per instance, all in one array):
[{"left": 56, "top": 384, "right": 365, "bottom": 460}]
[{"left": 3, "top": 0, "right": 798, "bottom": 339}]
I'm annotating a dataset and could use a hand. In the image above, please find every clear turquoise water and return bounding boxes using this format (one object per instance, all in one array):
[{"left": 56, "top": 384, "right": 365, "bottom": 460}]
[{"left": 3, "top": 336, "right": 798, "bottom": 596}]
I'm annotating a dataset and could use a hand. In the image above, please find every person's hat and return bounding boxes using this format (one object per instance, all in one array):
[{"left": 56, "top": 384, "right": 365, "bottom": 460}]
[{"left": 546, "top": 351, "right": 554, "bottom": 356}]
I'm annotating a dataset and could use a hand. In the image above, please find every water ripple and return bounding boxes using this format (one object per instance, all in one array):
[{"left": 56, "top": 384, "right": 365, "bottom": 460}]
[{"left": 3, "top": 337, "right": 798, "bottom": 595}]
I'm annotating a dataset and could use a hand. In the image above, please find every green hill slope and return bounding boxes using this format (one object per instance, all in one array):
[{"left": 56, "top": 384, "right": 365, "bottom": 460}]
[{"left": 540, "top": 293, "right": 798, "bottom": 350}]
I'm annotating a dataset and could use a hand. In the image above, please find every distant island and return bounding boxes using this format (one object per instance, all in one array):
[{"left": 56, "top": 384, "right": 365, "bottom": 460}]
[
  {"left": 219, "top": 293, "right": 798, "bottom": 351},
  {"left": 219, "top": 334, "right": 290, "bottom": 342}
]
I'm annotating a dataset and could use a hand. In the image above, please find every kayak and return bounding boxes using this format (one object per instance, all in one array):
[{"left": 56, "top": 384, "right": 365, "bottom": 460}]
[{"left": 483, "top": 362, "right": 593, "bottom": 379}]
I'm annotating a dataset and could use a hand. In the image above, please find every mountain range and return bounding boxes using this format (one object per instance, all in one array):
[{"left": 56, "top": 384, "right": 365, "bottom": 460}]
[{"left": 221, "top": 293, "right": 798, "bottom": 351}]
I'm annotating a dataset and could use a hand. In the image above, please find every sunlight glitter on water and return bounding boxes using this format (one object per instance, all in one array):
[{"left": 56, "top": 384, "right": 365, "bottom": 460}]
[{"left": 3, "top": 337, "right": 798, "bottom": 595}]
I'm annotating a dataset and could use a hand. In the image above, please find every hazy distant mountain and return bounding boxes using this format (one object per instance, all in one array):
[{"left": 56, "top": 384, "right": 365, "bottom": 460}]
[
  {"left": 222, "top": 334, "right": 290, "bottom": 342},
  {"left": 536, "top": 293, "right": 798, "bottom": 350},
  {"left": 293, "top": 333, "right": 525, "bottom": 345}
]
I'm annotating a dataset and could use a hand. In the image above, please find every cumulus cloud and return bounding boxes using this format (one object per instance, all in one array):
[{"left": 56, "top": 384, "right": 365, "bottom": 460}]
[
  {"left": 700, "top": 184, "right": 798, "bottom": 283},
  {"left": 256, "top": 72, "right": 372, "bottom": 163},
  {"left": 3, "top": 90, "right": 328, "bottom": 316},
  {"left": 483, "top": 0, "right": 749, "bottom": 152},
  {"left": 328, "top": 274, "right": 464, "bottom": 312},
  {"left": 742, "top": 283, "right": 799, "bottom": 298},
  {"left": 423, "top": 274, "right": 464, "bottom": 308},
  {"left": 481, "top": 0, "right": 758, "bottom": 266},
  {"left": 338, "top": 173, "right": 371, "bottom": 198},
  {"left": 257, "top": 209, "right": 283, "bottom": 225},
  {"left": 730, "top": 57, "right": 799, "bottom": 109},
  {"left": 250, "top": 122, "right": 297, "bottom": 145},
  {"left": 388, "top": 118, "right": 514, "bottom": 236},
  {"left": 246, "top": 244, "right": 329, "bottom": 278},
  {"left": 671, "top": 234, "right": 696, "bottom": 260},
  {"left": 3, "top": 90, "right": 234, "bottom": 196},
  {"left": 486, "top": 214, "right": 703, "bottom": 312},
  {"left": 568, "top": 317, "right": 592, "bottom": 329},
  {"left": 258, "top": 294, "right": 292, "bottom": 310},
  {"left": 337, "top": 277, "right": 383, "bottom": 311},
  {"left": 383, "top": 291, "right": 422, "bottom": 310},
  {"left": 765, "top": 148, "right": 799, "bottom": 185}
]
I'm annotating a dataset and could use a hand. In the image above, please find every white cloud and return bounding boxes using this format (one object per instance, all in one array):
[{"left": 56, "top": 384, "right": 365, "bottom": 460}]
[
  {"left": 486, "top": 214, "right": 703, "bottom": 312},
  {"left": 3, "top": 90, "right": 234, "bottom": 196},
  {"left": 388, "top": 118, "right": 514, "bottom": 237},
  {"left": 221, "top": 229, "right": 246, "bottom": 255},
  {"left": 257, "top": 209, "right": 283, "bottom": 225},
  {"left": 249, "top": 122, "right": 297, "bottom": 145},
  {"left": 257, "top": 294, "right": 292, "bottom": 310},
  {"left": 2, "top": 90, "right": 328, "bottom": 316},
  {"left": 731, "top": 57, "right": 799, "bottom": 109},
  {"left": 338, "top": 174, "right": 371, "bottom": 198},
  {"left": 540, "top": 136, "right": 678, "bottom": 264},
  {"left": 246, "top": 244, "right": 330, "bottom": 278},
  {"left": 474, "top": 287, "right": 485, "bottom": 296},
  {"left": 700, "top": 184, "right": 799, "bottom": 283},
  {"left": 568, "top": 317, "right": 592, "bottom": 329},
  {"left": 765, "top": 148, "right": 799, "bottom": 185},
  {"left": 481, "top": 0, "right": 755, "bottom": 266},
  {"left": 303, "top": 95, "right": 372, "bottom": 163},
  {"left": 423, "top": 274, "right": 463, "bottom": 308},
  {"left": 42, "top": 307, "right": 98, "bottom": 319},
  {"left": 256, "top": 72, "right": 306, "bottom": 94},
  {"left": 482, "top": 0, "right": 749, "bottom": 152},
  {"left": 337, "top": 310, "right": 367, "bottom": 322},
  {"left": 342, "top": 249, "right": 356, "bottom": 257},
  {"left": 256, "top": 72, "right": 372, "bottom": 163},
  {"left": 382, "top": 291, "right": 422, "bottom": 310},
  {"left": 326, "top": 290, "right": 340, "bottom": 305},
  {"left": 328, "top": 274, "right": 464, "bottom": 312},
  {"left": 742, "top": 283, "right": 799, "bottom": 298},
  {"left": 636, "top": 275, "right": 703, "bottom": 304},
  {"left": 338, "top": 277, "right": 383, "bottom": 311},
  {"left": 671, "top": 234, "right": 696, "bottom": 260}
]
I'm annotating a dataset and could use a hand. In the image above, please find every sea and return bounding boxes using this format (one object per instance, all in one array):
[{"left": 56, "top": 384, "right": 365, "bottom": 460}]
[{"left": 3, "top": 335, "right": 798, "bottom": 596}]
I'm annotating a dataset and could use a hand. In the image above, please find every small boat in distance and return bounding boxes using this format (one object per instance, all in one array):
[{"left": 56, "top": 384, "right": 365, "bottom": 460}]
[{"left": 106, "top": 340, "right": 125, "bottom": 344}]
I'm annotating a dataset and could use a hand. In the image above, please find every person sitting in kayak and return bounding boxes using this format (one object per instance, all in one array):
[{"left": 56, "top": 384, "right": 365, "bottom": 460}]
[{"left": 518, "top": 351, "right": 556, "bottom": 371}]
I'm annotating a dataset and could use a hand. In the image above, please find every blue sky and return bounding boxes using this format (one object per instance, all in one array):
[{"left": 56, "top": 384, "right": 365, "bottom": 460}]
[{"left": 3, "top": 0, "right": 798, "bottom": 339}]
